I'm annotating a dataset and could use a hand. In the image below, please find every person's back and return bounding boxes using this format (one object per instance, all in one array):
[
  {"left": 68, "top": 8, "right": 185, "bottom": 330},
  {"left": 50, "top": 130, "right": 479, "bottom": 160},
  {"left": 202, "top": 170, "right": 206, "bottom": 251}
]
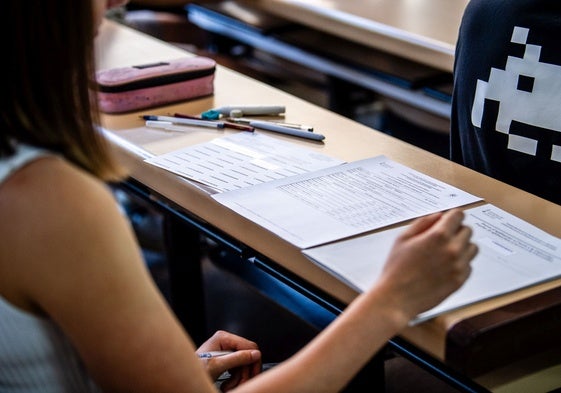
[{"left": 450, "top": 0, "right": 561, "bottom": 204}]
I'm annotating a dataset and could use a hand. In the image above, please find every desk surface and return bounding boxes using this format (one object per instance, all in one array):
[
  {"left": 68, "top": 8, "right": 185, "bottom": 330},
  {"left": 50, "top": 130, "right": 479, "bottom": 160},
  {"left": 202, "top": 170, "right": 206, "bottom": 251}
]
[
  {"left": 97, "top": 20, "right": 561, "bottom": 382},
  {"left": 245, "top": 0, "right": 469, "bottom": 72}
]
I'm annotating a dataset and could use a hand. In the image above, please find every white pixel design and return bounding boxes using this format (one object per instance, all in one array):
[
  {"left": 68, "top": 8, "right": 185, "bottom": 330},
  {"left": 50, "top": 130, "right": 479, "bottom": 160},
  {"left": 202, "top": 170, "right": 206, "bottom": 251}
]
[{"left": 471, "top": 26, "right": 561, "bottom": 162}]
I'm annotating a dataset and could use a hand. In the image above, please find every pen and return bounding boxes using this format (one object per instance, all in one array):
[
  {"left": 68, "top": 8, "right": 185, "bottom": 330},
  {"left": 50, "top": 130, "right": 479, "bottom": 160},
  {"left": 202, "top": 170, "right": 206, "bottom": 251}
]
[
  {"left": 229, "top": 118, "right": 313, "bottom": 132},
  {"left": 173, "top": 112, "right": 255, "bottom": 132},
  {"left": 197, "top": 351, "right": 234, "bottom": 359},
  {"left": 249, "top": 121, "right": 325, "bottom": 141},
  {"left": 222, "top": 122, "right": 256, "bottom": 132},
  {"left": 268, "top": 121, "right": 314, "bottom": 132},
  {"left": 143, "top": 115, "right": 225, "bottom": 129},
  {"left": 145, "top": 120, "right": 204, "bottom": 133}
]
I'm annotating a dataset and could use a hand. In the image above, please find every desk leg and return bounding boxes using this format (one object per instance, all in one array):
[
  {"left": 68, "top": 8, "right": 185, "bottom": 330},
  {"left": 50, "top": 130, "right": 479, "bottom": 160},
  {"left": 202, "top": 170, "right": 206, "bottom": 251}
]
[
  {"left": 163, "top": 212, "right": 207, "bottom": 346},
  {"left": 327, "top": 76, "right": 378, "bottom": 119}
]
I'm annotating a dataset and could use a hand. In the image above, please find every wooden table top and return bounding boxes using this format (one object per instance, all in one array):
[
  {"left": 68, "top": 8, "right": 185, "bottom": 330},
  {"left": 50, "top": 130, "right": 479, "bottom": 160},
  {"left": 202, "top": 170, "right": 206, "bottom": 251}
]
[
  {"left": 244, "top": 0, "right": 470, "bottom": 72},
  {"left": 97, "top": 20, "right": 561, "bottom": 364}
]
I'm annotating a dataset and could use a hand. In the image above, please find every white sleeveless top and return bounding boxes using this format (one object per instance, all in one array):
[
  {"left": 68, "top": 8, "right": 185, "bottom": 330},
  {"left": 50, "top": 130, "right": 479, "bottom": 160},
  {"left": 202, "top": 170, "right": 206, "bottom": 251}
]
[{"left": 0, "top": 145, "right": 100, "bottom": 393}]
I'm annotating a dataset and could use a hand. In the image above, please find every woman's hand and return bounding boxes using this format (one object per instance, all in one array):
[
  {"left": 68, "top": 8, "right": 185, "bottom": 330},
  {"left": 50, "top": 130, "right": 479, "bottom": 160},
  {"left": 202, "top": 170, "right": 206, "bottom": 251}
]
[
  {"left": 196, "top": 330, "right": 262, "bottom": 391},
  {"left": 377, "top": 209, "right": 478, "bottom": 322}
]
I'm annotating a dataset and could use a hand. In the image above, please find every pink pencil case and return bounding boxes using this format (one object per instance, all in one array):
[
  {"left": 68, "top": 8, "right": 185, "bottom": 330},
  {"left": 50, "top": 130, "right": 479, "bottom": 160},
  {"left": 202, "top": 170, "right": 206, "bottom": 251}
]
[{"left": 96, "top": 56, "right": 216, "bottom": 114}]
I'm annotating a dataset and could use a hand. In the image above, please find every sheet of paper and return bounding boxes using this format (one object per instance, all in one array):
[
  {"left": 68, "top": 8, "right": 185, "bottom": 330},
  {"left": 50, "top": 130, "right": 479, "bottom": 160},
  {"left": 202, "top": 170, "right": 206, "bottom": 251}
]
[
  {"left": 213, "top": 156, "right": 482, "bottom": 248},
  {"left": 145, "top": 132, "right": 345, "bottom": 192},
  {"left": 303, "top": 204, "right": 561, "bottom": 324}
]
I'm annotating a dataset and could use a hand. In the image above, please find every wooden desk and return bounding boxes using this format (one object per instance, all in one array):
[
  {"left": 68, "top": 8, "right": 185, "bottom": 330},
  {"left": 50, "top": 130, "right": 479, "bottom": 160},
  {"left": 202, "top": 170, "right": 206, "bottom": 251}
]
[
  {"left": 97, "top": 20, "right": 561, "bottom": 391},
  {"left": 248, "top": 0, "right": 470, "bottom": 73}
]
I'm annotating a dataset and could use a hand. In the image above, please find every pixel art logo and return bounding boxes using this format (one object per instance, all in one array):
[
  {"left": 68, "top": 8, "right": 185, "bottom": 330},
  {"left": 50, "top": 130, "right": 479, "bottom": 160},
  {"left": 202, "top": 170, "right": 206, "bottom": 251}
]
[{"left": 471, "top": 26, "right": 561, "bottom": 163}]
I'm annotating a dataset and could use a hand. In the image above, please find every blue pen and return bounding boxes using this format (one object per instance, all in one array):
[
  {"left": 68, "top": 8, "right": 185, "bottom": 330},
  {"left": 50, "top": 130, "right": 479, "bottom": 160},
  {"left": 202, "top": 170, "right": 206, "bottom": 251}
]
[
  {"left": 249, "top": 121, "right": 325, "bottom": 141},
  {"left": 197, "top": 351, "right": 234, "bottom": 359}
]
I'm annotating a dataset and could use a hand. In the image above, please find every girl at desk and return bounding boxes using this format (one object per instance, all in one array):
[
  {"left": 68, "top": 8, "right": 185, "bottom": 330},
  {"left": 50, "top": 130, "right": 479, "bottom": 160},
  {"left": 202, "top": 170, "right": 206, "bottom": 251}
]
[{"left": 0, "top": 0, "right": 477, "bottom": 392}]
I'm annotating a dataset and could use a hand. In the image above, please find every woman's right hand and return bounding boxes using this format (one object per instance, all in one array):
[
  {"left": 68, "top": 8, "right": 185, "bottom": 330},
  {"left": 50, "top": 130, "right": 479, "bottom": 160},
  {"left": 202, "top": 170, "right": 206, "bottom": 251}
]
[
  {"left": 196, "top": 330, "right": 261, "bottom": 391},
  {"left": 376, "top": 209, "right": 478, "bottom": 322}
]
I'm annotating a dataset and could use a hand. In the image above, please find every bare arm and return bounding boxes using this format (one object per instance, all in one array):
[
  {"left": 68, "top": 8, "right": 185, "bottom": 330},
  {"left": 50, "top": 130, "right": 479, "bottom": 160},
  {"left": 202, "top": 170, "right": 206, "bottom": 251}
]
[
  {"left": 4, "top": 158, "right": 219, "bottom": 392},
  {"left": 1, "top": 155, "right": 475, "bottom": 393},
  {"left": 232, "top": 209, "right": 477, "bottom": 392}
]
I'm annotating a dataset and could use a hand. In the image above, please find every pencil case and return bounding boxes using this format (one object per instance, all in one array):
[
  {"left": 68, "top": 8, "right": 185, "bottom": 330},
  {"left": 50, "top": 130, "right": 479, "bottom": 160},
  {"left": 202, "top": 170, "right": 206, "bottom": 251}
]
[{"left": 96, "top": 56, "right": 216, "bottom": 114}]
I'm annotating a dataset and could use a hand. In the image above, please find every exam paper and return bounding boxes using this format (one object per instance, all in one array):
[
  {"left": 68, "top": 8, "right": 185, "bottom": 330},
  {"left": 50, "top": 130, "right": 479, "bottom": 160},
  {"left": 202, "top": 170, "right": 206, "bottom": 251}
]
[
  {"left": 212, "top": 156, "right": 481, "bottom": 248},
  {"left": 145, "top": 132, "right": 345, "bottom": 192},
  {"left": 302, "top": 204, "right": 561, "bottom": 324}
]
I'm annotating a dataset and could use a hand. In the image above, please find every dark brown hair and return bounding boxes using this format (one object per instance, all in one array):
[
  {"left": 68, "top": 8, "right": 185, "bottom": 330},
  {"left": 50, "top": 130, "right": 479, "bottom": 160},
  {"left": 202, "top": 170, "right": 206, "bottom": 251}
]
[{"left": 1, "top": 1, "right": 124, "bottom": 181}]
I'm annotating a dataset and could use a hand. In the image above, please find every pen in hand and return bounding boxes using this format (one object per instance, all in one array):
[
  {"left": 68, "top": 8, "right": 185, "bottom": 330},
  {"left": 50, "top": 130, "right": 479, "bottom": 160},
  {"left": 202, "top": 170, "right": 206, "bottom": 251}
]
[{"left": 197, "top": 350, "right": 234, "bottom": 359}]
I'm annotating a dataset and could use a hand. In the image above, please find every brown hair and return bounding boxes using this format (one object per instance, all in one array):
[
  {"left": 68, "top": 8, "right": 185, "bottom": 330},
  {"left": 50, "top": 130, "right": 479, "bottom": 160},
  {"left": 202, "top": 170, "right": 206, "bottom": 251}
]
[{"left": 0, "top": 1, "right": 125, "bottom": 181}]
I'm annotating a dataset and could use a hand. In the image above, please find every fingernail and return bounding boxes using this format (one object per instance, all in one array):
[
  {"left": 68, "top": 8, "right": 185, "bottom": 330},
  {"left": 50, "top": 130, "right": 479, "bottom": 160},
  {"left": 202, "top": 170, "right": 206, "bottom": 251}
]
[{"left": 251, "top": 350, "right": 261, "bottom": 361}]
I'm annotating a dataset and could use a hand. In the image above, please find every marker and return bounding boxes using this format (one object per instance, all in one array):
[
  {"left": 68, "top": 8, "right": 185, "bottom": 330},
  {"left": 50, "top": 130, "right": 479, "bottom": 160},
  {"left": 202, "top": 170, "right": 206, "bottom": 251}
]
[
  {"left": 173, "top": 112, "right": 254, "bottom": 132},
  {"left": 201, "top": 105, "right": 285, "bottom": 119},
  {"left": 197, "top": 351, "right": 234, "bottom": 359},
  {"left": 142, "top": 115, "right": 224, "bottom": 129},
  {"left": 250, "top": 121, "right": 325, "bottom": 141}
]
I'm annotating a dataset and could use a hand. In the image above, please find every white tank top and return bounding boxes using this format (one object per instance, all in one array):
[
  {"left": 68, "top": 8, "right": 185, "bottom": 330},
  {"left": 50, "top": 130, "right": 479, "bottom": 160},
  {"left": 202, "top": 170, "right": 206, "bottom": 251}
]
[{"left": 0, "top": 144, "right": 100, "bottom": 393}]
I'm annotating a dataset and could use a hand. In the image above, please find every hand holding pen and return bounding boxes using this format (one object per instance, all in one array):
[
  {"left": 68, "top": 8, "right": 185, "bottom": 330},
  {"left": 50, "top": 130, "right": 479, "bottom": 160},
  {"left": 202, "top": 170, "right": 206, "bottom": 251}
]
[{"left": 196, "top": 331, "right": 262, "bottom": 389}]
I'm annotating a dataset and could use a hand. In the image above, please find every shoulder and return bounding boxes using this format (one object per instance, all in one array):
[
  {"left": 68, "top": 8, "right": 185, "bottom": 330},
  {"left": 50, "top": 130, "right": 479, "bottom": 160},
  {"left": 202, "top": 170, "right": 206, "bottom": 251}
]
[
  {"left": 0, "top": 156, "right": 135, "bottom": 310},
  {"left": 0, "top": 155, "right": 121, "bottom": 231}
]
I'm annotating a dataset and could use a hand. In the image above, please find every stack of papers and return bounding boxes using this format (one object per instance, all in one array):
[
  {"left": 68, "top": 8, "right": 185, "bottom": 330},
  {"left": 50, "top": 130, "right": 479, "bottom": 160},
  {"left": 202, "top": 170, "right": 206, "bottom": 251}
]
[
  {"left": 145, "top": 132, "right": 345, "bottom": 192},
  {"left": 212, "top": 155, "right": 482, "bottom": 248},
  {"left": 147, "top": 135, "right": 561, "bottom": 322}
]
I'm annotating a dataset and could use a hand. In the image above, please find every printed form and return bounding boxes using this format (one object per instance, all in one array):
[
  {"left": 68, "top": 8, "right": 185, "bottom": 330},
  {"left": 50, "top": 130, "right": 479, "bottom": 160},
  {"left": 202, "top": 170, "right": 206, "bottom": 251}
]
[
  {"left": 303, "top": 204, "right": 561, "bottom": 323},
  {"left": 145, "top": 132, "right": 345, "bottom": 192},
  {"left": 212, "top": 156, "right": 482, "bottom": 248}
]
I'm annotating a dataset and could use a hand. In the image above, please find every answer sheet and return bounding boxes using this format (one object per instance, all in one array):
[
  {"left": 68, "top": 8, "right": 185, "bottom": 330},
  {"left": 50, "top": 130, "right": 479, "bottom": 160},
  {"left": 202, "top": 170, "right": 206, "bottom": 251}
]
[
  {"left": 212, "top": 156, "right": 481, "bottom": 248},
  {"left": 303, "top": 204, "right": 561, "bottom": 324},
  {"left": 145, "top": 132, "right": 345, "bottom": 192}
]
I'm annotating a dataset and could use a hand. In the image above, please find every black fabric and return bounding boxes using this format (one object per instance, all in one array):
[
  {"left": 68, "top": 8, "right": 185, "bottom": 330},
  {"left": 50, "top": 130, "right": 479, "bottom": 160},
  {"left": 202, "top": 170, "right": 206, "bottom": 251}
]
[{"left": 450, "top": 0, "right": 561, "bottom": 204}]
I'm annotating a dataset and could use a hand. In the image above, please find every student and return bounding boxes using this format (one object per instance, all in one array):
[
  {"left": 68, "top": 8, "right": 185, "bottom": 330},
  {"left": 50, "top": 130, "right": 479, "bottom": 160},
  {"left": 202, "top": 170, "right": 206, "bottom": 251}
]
[
  {"left": 0, "top": 0, "right": 477, "bottom": 392},
  {"left": 450, "top": 0, "right": 561, "bottom": 205}
]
